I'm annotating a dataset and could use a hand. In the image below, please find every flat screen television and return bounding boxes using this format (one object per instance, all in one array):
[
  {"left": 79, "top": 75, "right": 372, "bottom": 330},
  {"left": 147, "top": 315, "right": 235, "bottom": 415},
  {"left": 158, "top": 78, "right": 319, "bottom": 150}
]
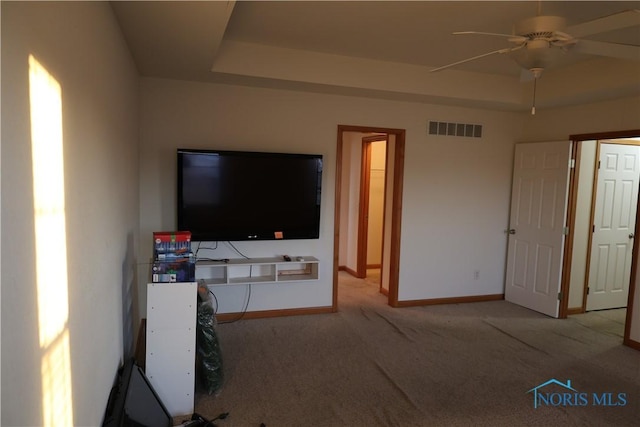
[{"left": 177, "top": 149, "right": 323, "bottom": 241}]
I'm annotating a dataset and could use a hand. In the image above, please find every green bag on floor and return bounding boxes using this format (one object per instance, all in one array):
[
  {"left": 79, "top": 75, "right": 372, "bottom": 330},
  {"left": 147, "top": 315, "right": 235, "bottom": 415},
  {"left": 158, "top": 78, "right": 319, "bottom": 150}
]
[{"left": 196, "top": 283, "right": 224, "bottom": 395}]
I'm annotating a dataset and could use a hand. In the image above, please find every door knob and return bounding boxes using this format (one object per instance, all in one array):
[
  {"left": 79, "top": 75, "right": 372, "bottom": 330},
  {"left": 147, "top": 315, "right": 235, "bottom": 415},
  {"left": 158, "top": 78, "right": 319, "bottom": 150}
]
[
  {"left": 508, "top": 229, "right": 516, "bottom": 235},
  {"left": 631, "top": 233, "right": 635, "bottom": 239}
]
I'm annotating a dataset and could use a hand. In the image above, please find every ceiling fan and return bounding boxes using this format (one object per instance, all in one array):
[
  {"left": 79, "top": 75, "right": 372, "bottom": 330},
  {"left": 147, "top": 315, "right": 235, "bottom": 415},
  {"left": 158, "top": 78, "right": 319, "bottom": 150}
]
[{"left": 430, "top": 6, "right": 640, "bottom": 114}]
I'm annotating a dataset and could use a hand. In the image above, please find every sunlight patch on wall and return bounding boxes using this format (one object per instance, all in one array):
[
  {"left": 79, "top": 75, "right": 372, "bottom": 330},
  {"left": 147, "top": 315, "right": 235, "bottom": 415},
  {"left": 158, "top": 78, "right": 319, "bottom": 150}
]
[
  {"left": 29, "top": 54, "right": 74, "bottom": 427},
  {"left": 41, "top": 330, "right": 74, "bottom": 427}
]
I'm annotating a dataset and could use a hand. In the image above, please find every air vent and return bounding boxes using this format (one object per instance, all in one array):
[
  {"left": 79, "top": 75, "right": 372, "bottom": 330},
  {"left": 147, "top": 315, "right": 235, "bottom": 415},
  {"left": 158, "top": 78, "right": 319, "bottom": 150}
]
[{"left": 428, "top": 121, "right": 482, "bottom": 138}]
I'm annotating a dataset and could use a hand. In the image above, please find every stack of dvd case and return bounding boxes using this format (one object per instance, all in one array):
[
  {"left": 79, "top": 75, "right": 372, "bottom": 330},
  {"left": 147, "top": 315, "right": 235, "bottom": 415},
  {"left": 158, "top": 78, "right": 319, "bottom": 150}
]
[{"left": 151, "top": 231, "right": 195, "bottom": 283}]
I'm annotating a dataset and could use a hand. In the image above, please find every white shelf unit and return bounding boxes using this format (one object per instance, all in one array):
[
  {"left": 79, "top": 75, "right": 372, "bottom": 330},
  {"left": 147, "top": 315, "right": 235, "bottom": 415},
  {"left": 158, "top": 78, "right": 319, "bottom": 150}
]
[
  {"left": 196, "top": 256, "right": 319, "bottom": 286},
  {"left": 145, "top": 282, "right": 197, "bottom": 418}
]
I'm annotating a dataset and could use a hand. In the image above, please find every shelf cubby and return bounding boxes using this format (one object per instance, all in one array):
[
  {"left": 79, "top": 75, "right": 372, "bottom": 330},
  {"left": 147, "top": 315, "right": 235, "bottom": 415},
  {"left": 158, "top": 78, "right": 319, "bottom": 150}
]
[{"left": 195, "top": 256, "right": 319, "bottom": 286}]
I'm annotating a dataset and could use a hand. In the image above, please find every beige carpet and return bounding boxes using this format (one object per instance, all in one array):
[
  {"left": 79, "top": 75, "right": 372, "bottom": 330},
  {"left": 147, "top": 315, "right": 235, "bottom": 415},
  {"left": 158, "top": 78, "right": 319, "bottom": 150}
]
[{"left": 187, "top": 271, "right": 640, "bottom": 426}]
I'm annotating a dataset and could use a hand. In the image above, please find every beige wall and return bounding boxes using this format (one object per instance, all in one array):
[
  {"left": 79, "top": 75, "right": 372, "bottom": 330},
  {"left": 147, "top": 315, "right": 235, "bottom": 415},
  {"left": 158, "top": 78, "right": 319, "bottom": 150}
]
[
  {"left": 1, "top": 2, "right": 139, "bottom": 425},
  {"left": 520, "top": 97, "right": 640, "bottom": 143}
]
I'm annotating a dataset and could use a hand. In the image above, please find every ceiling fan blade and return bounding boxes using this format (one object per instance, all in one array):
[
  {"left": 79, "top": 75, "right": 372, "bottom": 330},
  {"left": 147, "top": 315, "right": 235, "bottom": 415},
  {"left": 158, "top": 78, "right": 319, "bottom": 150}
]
[
  {"left": 453, "top": 31, "right": 528, "bottom": 43},
  {"left": 430, "top": 47, "right": 518, "bottom": 72},
  {"left": 565, "top": 9, "right": 640, "bottom": 38},
  {"left": 573, "top": 39, "right": 640, "bottom": 61}
]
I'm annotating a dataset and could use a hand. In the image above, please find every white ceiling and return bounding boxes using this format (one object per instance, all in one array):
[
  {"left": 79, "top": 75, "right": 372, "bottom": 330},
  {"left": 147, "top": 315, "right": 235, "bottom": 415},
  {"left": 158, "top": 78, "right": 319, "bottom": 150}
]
[{"left": 111, "top": 1, "right": 640, "bottom": 111}]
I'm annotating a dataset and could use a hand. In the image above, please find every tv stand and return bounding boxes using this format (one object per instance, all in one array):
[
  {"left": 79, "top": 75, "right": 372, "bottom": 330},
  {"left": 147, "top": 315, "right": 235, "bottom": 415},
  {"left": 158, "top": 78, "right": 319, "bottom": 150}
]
[{"left": 196, "top": 256, "right": 319, "bottom": 285}]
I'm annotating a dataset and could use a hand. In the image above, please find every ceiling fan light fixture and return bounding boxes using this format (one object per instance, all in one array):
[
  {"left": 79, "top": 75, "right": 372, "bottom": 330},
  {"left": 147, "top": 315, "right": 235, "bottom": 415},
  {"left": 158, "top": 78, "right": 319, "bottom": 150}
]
[{"left": 510, "top": 42, "right": 567, "bottom": 71}]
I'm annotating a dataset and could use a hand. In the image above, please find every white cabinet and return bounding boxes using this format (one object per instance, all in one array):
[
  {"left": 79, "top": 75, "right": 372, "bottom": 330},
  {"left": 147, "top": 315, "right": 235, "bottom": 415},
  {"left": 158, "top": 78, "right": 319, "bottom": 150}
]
[
  {"left": 145, "top": 282, "right": 197, "bottom": 417},
  {"left": 196, "top": 256, "right": 319, "bottom": 286}
]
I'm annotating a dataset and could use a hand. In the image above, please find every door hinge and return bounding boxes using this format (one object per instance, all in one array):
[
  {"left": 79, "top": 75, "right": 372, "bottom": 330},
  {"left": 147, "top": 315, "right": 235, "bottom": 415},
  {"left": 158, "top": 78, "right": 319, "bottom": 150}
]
[
  {"left": 569, "top": 158, "right": 575, "bottom": 169},
  {"left": 587, "top": 287, "right": 590, "bottom": 295},
  {"left": 557, "top": 292, "right": 563, "bottom": 301},
  {"left": 598, "top": 160, "right": 601, "bottom": 169},
  {"left": 563, "top": 226, "right": 570, "bottom": 235}
]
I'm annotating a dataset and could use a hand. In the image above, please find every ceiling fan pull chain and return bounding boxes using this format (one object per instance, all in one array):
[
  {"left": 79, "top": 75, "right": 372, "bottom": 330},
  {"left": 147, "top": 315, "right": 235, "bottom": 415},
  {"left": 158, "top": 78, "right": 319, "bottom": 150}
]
[{"left": 531, "top": 76, "right": 537, "bottom": 115}]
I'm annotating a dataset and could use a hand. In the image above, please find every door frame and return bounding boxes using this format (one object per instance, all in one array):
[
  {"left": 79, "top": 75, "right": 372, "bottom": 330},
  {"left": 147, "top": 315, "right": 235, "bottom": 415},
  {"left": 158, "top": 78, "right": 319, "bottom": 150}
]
[
  {"left": 356, "top": 135, "right": 387, "bottom": 279},
  {"left": 561, "top": 129, "right": 640, "bottom": 348},
  {"left": 334, "top": 125, "right": 405, "bottom": 309}
]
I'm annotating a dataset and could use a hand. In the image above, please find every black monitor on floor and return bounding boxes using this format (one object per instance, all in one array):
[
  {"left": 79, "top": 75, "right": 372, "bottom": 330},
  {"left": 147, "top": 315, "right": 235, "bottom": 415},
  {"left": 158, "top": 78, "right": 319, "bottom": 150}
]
[{"left": 103, "top": 359, "right": 172, "bottom": 427}]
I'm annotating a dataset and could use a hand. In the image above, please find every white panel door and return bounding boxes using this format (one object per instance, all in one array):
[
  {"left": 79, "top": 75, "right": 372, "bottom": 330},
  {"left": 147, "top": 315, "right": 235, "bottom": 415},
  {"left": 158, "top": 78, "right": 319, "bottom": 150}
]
[
  {"left": 586, "top": 143, "right": 640, "bottom": 311},
  {"left": 505, "top": 141, "right": 572, "bottom": 318}
]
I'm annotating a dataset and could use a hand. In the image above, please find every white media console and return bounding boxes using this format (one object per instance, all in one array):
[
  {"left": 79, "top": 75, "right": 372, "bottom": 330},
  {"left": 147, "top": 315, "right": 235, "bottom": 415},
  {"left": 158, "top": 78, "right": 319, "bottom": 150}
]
[{"left": 195, "top": 256, "right": 319, "bottom": 285}]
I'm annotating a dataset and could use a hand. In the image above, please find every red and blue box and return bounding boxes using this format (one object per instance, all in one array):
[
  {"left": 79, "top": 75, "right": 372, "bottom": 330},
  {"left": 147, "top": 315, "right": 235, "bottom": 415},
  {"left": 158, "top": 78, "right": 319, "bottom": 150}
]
[
  {"left": 151, "top": 231, "right": 195, "bottom": 282},
  {"left": 153, "top": 231, "right": 191, "bottom": 259}
]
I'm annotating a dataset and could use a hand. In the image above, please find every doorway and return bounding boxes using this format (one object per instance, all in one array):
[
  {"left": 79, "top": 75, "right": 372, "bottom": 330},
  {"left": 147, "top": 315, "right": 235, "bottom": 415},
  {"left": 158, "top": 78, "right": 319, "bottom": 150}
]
[
  {"left": 333, "top": 125, "right": 406, "bottom": 309},
  {"left": 357, "top": 135, "right": 387, "bottom": 285},
  {"left": 563, "top": 135, "right": 640, "bottom": 317},
  {"left": 563, "top": 130, "right": 640, "bottom": 349},
  {"left": 503, "top": 130, "right": 640, "bottom": 347}
]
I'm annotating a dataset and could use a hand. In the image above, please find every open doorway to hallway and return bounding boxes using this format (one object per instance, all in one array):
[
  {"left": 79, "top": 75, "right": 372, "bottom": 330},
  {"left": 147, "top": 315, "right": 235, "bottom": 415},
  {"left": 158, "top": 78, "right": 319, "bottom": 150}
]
[
  {"left": 333, "top": 125, "right": 405, "bottom": 310},
  {"left": 336, "top": 268, "right": 387, "bottom": 310}
]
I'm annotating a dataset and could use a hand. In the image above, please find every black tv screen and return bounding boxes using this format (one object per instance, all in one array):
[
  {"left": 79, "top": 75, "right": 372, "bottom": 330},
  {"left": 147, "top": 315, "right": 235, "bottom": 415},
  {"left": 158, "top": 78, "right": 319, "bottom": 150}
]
[{"left": 177, "top": 149, "right": 323, "bottom": 241}]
